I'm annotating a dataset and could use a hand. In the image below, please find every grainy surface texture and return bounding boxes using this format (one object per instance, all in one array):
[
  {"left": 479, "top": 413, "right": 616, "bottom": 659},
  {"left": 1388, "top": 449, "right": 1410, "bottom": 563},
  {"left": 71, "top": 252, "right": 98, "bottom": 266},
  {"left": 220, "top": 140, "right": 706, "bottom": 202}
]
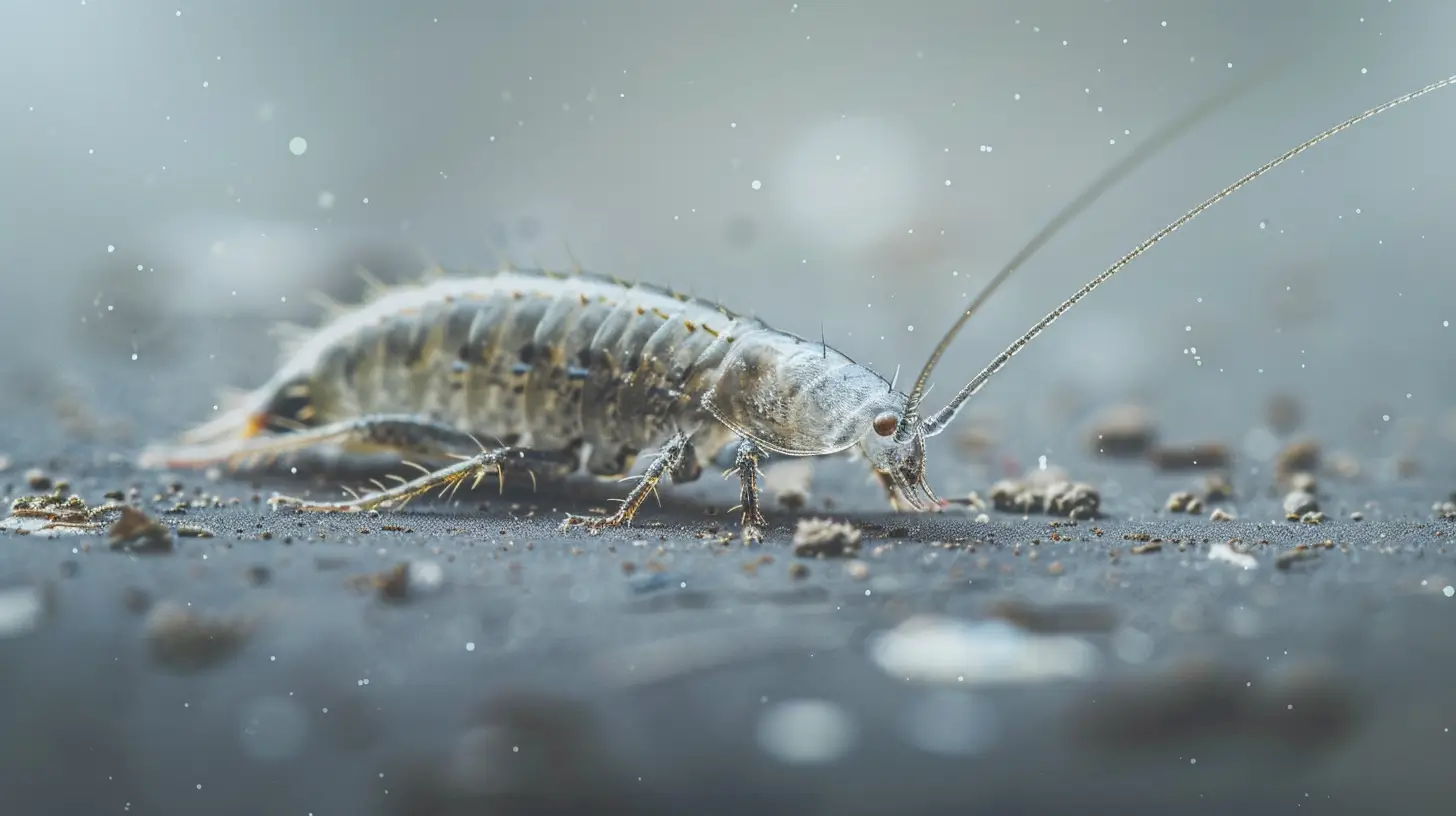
[{"left": 2, "top": 316, "right": 1455, "bottom": 816}]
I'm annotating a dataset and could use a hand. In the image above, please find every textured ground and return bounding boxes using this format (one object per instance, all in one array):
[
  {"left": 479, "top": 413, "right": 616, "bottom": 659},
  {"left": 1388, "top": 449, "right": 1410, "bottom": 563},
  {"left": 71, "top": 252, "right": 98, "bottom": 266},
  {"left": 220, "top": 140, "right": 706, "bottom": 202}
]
[{"left": 2, "top": 327, "right": 1455, "bottom": 816}]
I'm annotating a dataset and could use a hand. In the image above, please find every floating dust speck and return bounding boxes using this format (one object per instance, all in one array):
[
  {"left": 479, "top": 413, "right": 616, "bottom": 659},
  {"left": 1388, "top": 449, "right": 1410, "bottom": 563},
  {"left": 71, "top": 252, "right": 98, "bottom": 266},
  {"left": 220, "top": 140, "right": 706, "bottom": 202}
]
[
  {"left": 24, "top": 469, "right": 52, "bottom": 491},
  {"left": 788, "top": 562, "right": 810, "bottom": 580},
  {"left": 1209, "top": 508, "right": 1236, "bottom": 522},
  {"left": 845, "top": 560, "right": 870, "bottom": 581},
  {"left": 1349, "top": 511, "right": 1365, "bottom": 521},
  {"left": 1087, "top": 403, "right": 1157, "bottom": 458},
  {"left": 1283, "top": 490, "right": 1319, "bottom": 519},
  {"left": 1328, "top": 451, "right": 1361, "bottom": 480},
  {"left": 954, "top": 423, "right": 1000, "bottom": 460},
  {"left": 988, "top": 468, "right": 1100, "bottom": 519},
  {"left": 108, "top": 506, "right": 174, "bottom": 554},
  {"left": 121, "top": 586, "right": 153, "bottom": 615},
  {"left": 145, "top": 601, "right": 255, "bottom": 672},
  {"left": 1130, "top": 541, "right": 1163, "bottom": 555},
  {"left": 1209, "top": 540, "right": 1258, "bottom": 570},
  {"left": 792, "top": 518, "right": 862, "bottom": 558},
  {"left": 1148, "top": 442, "right": 1231, "bottom": 471},
  {"left": 1265, "top": 393, "right": 1304, "bottom": 436},
  {"left": 0, "top": 454, "right": 9, "bottom": 473}
]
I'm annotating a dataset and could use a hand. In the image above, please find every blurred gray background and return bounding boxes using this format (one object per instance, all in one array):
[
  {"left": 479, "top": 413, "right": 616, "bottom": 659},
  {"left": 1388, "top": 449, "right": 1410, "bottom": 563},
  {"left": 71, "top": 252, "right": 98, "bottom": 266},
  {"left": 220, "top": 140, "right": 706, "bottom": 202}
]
[{"left": 3, "top": 0, "right": 1455, "bottom": 485}]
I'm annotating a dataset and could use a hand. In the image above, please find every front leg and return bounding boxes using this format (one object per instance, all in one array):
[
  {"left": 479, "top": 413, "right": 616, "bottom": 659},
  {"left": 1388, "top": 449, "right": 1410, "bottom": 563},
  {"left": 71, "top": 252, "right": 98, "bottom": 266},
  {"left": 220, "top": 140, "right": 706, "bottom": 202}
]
[
  {"left": 560, "top": 430, "right": 692, "bottom": 534},
  {"left": 729, "top": 438, "right": 768, "bottom": 544},
  {"left": 875, "top": 470, "right": 909, "bottom": 512}
]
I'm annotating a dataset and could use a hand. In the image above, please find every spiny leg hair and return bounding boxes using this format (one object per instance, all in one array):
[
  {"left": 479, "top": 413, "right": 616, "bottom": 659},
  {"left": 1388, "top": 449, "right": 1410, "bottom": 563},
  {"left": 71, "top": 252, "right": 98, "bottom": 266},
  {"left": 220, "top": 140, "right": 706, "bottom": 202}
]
[
  {"left": 245, "top": 413, "right": 578, "bottom": 512},
  {"left": 727, "top": 438, "right": 767, "bottom": 544},
  {"left": 561, "top": 430, "right": 693, "bottom": 533}
]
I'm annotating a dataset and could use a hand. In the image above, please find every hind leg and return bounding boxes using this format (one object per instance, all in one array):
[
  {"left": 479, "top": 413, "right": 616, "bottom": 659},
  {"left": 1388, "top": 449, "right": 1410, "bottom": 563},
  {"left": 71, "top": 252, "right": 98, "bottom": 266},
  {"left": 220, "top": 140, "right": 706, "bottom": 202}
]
[
  {"left": 271, "top": 444, "right": 580, "bottom": 513},
  {"left": 560, "top": 430, "right": 691, "bottom": 533},
  {"left": 145, "top": 413, "right": 494, "bottom": 472}
]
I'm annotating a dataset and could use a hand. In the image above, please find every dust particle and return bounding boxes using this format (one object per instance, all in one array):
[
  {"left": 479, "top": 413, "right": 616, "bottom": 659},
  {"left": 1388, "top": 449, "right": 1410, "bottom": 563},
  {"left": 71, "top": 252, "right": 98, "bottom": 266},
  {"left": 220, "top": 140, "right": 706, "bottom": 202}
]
[
  {"left": 1276, "top": 546, "right": 1321, "bottom": 570},
  {"left": 1202, "top": 473, "right": 1235, "bottom": 501},
  {"left": 792, "top": 518, "right": 862, "bottom": 558},
  {"left": 107, "top": 506, "right": 173, "bottom": 554},
  {"left": 1148, "top": 443, "right": 1231, "bottom": 471},
  {"left": 989, "top": 469, "right": 1100, "bottom": 519},
  {"left": 1265, "top": 393, "right": 1304, "bottom": 436},
  {"left": 1088, "top": 403, "right": 1157, "bottom": 458},
  {"left": 1275, "top": 440, "right": 1320, "bottom": 483},
  {"left": 144, "top": 601, "right": 254, "bottom": 672}
]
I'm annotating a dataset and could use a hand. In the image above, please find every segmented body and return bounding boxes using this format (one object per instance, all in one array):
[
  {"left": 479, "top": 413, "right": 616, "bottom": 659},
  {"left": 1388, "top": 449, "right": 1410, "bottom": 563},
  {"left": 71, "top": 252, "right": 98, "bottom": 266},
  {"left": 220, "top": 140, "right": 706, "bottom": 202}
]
[{"left": 207, "top": 268, "right": 898, "bottom": 481}]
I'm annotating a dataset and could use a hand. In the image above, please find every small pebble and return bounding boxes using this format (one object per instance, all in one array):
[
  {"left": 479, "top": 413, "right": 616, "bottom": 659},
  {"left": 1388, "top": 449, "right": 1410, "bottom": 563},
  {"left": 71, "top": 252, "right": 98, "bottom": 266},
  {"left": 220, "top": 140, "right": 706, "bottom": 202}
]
[{"left": 1283, "top": 490, "right": 1320, "bottom": 518}]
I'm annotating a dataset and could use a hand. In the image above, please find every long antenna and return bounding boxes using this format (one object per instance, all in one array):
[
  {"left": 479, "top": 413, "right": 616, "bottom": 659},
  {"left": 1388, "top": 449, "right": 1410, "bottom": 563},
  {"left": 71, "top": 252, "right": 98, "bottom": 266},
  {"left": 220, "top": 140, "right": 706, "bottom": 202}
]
[
  {"left": 919, "top": 73, "right": 1456, "bottom": 439},
  {"left": 895, "top": 63, "right": 1286, "bottom": 442}
]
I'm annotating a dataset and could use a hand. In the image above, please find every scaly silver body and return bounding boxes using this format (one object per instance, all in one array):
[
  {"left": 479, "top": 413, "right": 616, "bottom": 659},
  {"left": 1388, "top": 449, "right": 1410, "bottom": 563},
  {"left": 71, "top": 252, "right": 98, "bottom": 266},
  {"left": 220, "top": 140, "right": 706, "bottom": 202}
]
[{"left": 169, "top": 268, "right": 909, "bottom": 485}]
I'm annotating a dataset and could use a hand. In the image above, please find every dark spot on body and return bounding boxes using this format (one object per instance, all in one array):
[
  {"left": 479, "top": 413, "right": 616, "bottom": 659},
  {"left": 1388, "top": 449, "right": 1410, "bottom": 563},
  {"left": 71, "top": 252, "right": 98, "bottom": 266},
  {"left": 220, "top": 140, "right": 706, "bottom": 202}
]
[{"left": 519, "top": 343, "right": 537, "bottom": 364}]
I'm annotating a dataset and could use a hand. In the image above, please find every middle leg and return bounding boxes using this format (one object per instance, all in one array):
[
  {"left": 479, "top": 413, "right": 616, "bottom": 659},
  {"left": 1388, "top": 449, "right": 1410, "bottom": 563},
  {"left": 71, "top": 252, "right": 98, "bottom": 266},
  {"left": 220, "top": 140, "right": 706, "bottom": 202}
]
[{"left": 727, "top": 437, "right": 768, "bottom": 544}]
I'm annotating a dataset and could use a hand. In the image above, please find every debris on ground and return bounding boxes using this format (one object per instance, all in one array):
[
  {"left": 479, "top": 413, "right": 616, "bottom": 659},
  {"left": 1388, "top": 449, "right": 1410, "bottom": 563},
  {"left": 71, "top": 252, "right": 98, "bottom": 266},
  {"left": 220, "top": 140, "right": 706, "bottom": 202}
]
[
  {"left": 792, "top": 518, "right": 862, "bottom": 558},
  {"left": 1208, "top": 540, "right": 1258, "bottom": 570},
  {"left": 108, "top": 506, "right": 174, "bottom": 554},
  {"left": 1275, "top": 440, "right": 1321, "bottom": 485},
  {"left": 989, "top": 468, "right": 1100, "bottom": 520},
  {"left": 1164, "top": 491, "right": 1202, "bottom": 515},
  {"left": 1147, "top": 443, "right": 1231, "bottom": 471},
  {"left": 764, "top": 460, "right": 814, "bottom": 512},
  {"left": 1287, "top": 472, "right": 1318, "bottom": 495},
  {"left": 1433, "top": 500, "right": 1456, "bottom": 520},
  {"left": 1276, "top": 545, "right": 1322, "bottom": 570},
  {"left": 1283, "top": 490, "right": 1320, "bottom": 519},
  {"left": 1209, "top": 508, "right": 1236, "bottom": 522},
  {"left": 3, "top": 492, "right": 125, "bottom": 535},
  {"left": 1202, "top": 473, "right": 1235, "bottom": 501},
  {"left": 144, "top": 601, "right": 255, "bottom": 672},
  {"left": 1087, "top": 404, "right": 1157, "bottom": 459}
]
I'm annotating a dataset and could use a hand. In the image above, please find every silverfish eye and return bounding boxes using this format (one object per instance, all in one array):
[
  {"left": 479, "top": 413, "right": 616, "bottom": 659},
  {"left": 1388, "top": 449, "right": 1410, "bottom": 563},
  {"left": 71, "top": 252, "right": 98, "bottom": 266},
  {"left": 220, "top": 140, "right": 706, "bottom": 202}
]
[{"left": 872, "top": 412, "right": 899, "bottom": 437}]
